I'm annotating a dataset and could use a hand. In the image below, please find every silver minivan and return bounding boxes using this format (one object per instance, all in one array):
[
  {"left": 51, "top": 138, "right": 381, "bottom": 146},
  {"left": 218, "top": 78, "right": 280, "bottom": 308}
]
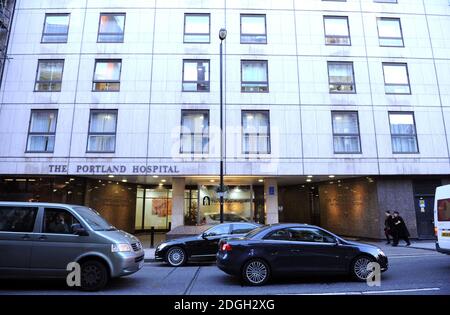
[{"left": 0, "top": 202, "right": 145, "bottom": 291}]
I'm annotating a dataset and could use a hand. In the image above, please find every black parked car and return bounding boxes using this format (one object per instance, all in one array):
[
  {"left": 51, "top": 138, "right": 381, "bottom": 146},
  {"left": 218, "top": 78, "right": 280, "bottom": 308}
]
[
  {"left": 155, "top": 222, "right": 260, "bottom": 267},
  {"left": 217, "top": 223, "right": 388, "bottom": 285}
]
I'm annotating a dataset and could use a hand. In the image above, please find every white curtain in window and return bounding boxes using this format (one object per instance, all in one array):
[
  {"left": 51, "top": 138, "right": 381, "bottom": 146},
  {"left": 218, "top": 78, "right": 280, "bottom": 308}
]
[
  {"left": 324, "top": 17, "right": 349, "bottom": 36},
  {"left": 383, "top": 64, "right": 408, "bottom": 84},
  {"left": 242, "top": 62, "right": 267, "bottom": 82},
  {"left": 378, "top": 19, "right": 401, "bottom": 38},
  {"left": 243, "top": 112, "right": 269, "bottom": 134},
  {"left": 185, "top": 15, "right": 209, "bottom": 34},
  {"left": 90, "top": 112, "right": 117, "bottom": 133},
  {"left": 332, "top": 112, "right": 358, "bottom": 134},
  {"left": 329, "top": 63, "right": 353, "bottom": 83},
  {"left": 30, "top": 111, "right": 56, "bottom": 133},
  {"left": 241, "top": 16, "right": 266, "bottom": 34}
]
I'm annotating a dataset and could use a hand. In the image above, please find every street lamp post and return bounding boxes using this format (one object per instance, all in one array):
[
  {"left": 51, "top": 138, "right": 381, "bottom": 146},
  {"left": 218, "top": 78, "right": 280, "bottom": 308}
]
[{"left": 219, "top": 28, "right": 227, "bottom": 224}]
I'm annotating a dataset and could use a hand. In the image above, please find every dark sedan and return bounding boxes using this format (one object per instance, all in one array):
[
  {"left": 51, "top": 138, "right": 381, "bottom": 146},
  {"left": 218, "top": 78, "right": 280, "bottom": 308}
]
[
  {"left": 155, "top": 222, "right": 260, "bottom": 267},
  {"left": 217, "top": 223, "right": 388, "bottom": 285}
]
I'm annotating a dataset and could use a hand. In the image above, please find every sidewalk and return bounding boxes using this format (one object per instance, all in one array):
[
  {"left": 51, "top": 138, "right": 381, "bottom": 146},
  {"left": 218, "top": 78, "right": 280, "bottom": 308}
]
[{"left": 142, "top": 240, "right": 437, "bottom": 263}]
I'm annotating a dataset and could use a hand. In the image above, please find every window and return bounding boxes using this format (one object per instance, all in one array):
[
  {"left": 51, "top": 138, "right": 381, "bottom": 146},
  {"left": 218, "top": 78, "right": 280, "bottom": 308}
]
[
  {"left": 389, "top": 112, "right": 418, "bottom": 153},
  {"left": 231, "top": 223, "right": 258, "bottom": 234},
  {"left": 332, "top": 111, "right": 361, "bottom": 154},
  {"left": 377, "top": 18, "right": 403, "bottom": 47},
  {"left": 0, "top": 206, "right": 38, "bottom": 232},
  {"left": 87, "top": 110, "right": 118, "bottom": 153},
  {"left": 374, "top": 0, "right": 397, "bottom": 3},
  {"left": 92, "top": 60, "right": 122, "bottom": 91},
  {"left": 184, "top": 13, "right": 210, "bottom": 43},
  {"left": 26, "top": 110, "right": 58, "bottom": 153},
  {"left": 383, "top": 63, "right": 411, "bottom": 94},
  {"left": 242, "top": 111, "right": 270, "bottom": 154},
  {"left": 323, "top": 16, "right": 351, "bottom": 45},
  {"left": 180, "top": 110, "right": 209, "bottom": 154},
  {"left": 288, "top": 228, "right": 337, "bottom": 243},
  {"left": 241, "top": 60, "right": 269, "bottom": 92},
  {"left": 41, "top": 13, "right": 70, "bottom": 43},
  {"left": 437, "top": 199, "right": 450, "bottom": 222},
  {"left": 328, "top": 61, "right": 355, "bottom": 93},
  {"left": 43, "top": 208, "right": 80, "bottom": 234},
  {"left": 98, "top": 13, "right": 126, "bottom": 43},
  {"left": 204, "top": 224, "right": 230, "bottom": 236},
  {"left": 240, "top": 14, "right": 267, "bottom": 44},
  {"left": 34, "top": 60, "right": 64, "bottom": 92},
  {"left": 182, "top": 60, "right": 210, "bottom": 92}
]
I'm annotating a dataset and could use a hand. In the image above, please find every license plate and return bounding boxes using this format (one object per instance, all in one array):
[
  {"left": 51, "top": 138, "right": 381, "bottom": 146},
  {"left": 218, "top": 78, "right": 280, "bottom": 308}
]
[{"left": 442, "top": 232, "right": 450, "bottom": 237}]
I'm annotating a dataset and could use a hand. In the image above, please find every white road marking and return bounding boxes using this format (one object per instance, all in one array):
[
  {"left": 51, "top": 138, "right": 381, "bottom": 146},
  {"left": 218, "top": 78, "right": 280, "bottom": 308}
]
[
  {"left": 389, "top": 254, "right": 440, "bottom": 259},
  {"left": 289, "top": 287, "right": 441, "bottom": 295}
]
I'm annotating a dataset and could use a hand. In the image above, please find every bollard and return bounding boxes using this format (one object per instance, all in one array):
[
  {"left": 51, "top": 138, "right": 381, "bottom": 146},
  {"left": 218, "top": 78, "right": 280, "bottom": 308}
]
[{"left": 150, "top": 226, "right": 155, "bottom": 248}]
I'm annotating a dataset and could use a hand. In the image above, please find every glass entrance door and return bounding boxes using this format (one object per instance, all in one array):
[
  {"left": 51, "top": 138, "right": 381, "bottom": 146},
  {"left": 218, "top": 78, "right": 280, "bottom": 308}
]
[{"left": 135, "top": 187, "right": 172, "bottom": 231}]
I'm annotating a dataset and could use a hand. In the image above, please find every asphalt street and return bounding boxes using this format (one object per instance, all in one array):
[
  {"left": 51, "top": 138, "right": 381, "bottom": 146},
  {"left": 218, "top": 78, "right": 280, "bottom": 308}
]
[{"left": 1, "top": 244, "right": 449, "bottom": 295}]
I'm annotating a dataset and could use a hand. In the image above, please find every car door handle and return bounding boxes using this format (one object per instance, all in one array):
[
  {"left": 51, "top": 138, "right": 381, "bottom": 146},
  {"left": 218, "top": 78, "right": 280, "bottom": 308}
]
[
  {"left": 291, "top": 249, "right": 301, "bottom": 253},
  {"left": 38, "top": 235, "right": 48, "bottom": 241},
  {"left": 21, "top": 235, "right": 31, "bottom": 240}
]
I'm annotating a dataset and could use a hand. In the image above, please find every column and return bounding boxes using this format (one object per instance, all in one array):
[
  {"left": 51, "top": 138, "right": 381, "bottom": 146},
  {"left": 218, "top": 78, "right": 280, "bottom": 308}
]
[
  {"left": 171, "top": 177, "right": 185, "bottom": 229},
  {"left": 264, "top": 178, "right": 279, "bottom": 224}
]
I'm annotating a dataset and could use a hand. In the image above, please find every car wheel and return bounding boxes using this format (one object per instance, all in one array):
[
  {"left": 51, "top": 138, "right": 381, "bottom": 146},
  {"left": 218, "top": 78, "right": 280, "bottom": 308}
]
[
  {"left": 166, "top": 246, "right": 187, "bottom": 267},
  {"left": 80, "top": 260, "right": 109, "bottom": 291},
  {"left": 351, "top": 255, "right": 376, "bottom": 282},
  {"left": 242, "top": 259, "right": 270, "bottom": 286}
]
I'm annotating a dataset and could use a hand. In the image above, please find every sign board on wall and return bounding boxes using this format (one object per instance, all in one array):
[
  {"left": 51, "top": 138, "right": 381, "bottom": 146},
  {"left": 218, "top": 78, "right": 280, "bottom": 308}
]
[{"left": 48, "top": 164, "right": 181, "bottom": 175}]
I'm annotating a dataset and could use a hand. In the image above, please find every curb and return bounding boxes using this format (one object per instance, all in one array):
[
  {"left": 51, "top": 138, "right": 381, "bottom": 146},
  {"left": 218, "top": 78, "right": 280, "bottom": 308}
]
[
  {"left": 408, "top": 246, "right": 437, "bottom": 252},
  {"left": 144, "top": 258, "right": 157, "bottom": 263}
]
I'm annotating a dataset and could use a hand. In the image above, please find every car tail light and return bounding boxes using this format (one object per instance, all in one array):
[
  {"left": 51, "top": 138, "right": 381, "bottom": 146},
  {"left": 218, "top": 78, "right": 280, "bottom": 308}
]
[
  {"left": 221, "top": 243, "right": 232, "bottom": 252},
  {"left": 435, "top": 227, "right": 438, "bottom": 236}
]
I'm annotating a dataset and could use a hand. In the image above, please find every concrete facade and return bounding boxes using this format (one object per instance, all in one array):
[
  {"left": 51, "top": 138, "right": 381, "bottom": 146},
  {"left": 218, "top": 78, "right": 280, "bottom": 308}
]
[{"left": 0, "top": 0, "right": 450, "bottom": 238}]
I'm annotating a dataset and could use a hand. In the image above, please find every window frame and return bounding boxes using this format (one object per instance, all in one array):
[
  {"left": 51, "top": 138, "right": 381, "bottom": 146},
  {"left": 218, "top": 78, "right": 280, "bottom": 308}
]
[
  {"left": 41, "top": 13, "right": 71, "bottom": 44},
  {"left": 241, "top": 110, "right": 271, "bottom": 155},
  {"left": 240, "top": 14, "right": 268, "bottom": 44},
  {"left": 331, "top": 111, "right": 362, "bottom": 154},
  {"left": 388, "top": 111, "right": 419, "bottom": 154},
  {"left": 377, "top": 17, "right": 404, "bottom": 47},
  {"left": 34, "top": 59, "right": 65, "bottom": 92},
  {"left": 86, "top": 109, "right": 118, "bottom": 153},
  {"left": 97, "top": 12, "right": 126, "bottom": 43},
  {"left": 183, "top": 13, "right": 211, "bottom": 44},
  {"left": 323, "top": 15, "right": 351, "bottom": 46},
  {"left": 240, "top": 60, "right": 269, "bottom": 93},
  {"left": 182, "top": 59, "right": 211, "bottom": 92},
  {"left": 92, "top": 59, "right": 122, "bottom": 92},
  {"left": 25, "top": 109, "right": 58, "bottom": 153},
  {"left": 179, "top": 109, "right": 210, "bottom": 154},
  {"left": 327, "top": 61, "right": 356, "bottom": 94},
  {"left": 382, "top": 62, "right": 411, "bottom": 95}
]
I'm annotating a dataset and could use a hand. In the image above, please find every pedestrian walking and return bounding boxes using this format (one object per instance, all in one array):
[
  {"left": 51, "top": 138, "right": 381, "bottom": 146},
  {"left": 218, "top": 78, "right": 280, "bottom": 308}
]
[
  {"left": 384, "top": 211, "right": 394, "bottom": 244},
  {"left": 392, "top": 211, "right": 411, "bottom": 247}
]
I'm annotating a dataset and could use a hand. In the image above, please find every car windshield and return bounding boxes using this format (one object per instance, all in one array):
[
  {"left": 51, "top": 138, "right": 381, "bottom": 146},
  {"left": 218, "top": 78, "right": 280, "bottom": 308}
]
[
  {"left": 74, "top": 206, "right": 116, "bottom": 231},
  {"left": 244, "top": 225, "right": 270, "bottom": 238}
]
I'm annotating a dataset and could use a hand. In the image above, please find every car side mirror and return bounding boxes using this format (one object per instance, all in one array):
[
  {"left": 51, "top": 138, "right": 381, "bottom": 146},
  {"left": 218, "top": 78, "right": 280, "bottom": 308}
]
[
  {"left": 334, "top": 238, "right": 341, "bottom": 246},
  {"left": 201, "top": 232, "right": 208, "bottom": 239},
  {"left": 72, "top": 223, "right": 88, "bottom": 236}
]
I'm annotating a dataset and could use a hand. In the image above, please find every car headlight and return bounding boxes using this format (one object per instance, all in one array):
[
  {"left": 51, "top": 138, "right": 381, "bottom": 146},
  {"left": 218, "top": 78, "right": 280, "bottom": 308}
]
[
  {"left": 111, "top": 243, "right": 132, "bottom": 253},
  {"left": 157, "top": 243, "right": 167, "bottom": 251}
]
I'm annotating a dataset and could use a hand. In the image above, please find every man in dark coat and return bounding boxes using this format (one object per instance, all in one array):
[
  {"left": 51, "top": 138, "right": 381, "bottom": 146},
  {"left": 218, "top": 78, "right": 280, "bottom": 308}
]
[
  {"left": 392, "top": 211, "right": 411, "bottom": 246},
  {"left": 384, "top": 211, "right": 394, "bottom": 244}
]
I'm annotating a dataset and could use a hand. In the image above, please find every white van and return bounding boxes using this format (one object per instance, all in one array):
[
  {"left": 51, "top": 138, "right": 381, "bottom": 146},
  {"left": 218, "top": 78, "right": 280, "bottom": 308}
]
[{"left": 434, "top": 185, "right": 450, "bottom": 255}]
